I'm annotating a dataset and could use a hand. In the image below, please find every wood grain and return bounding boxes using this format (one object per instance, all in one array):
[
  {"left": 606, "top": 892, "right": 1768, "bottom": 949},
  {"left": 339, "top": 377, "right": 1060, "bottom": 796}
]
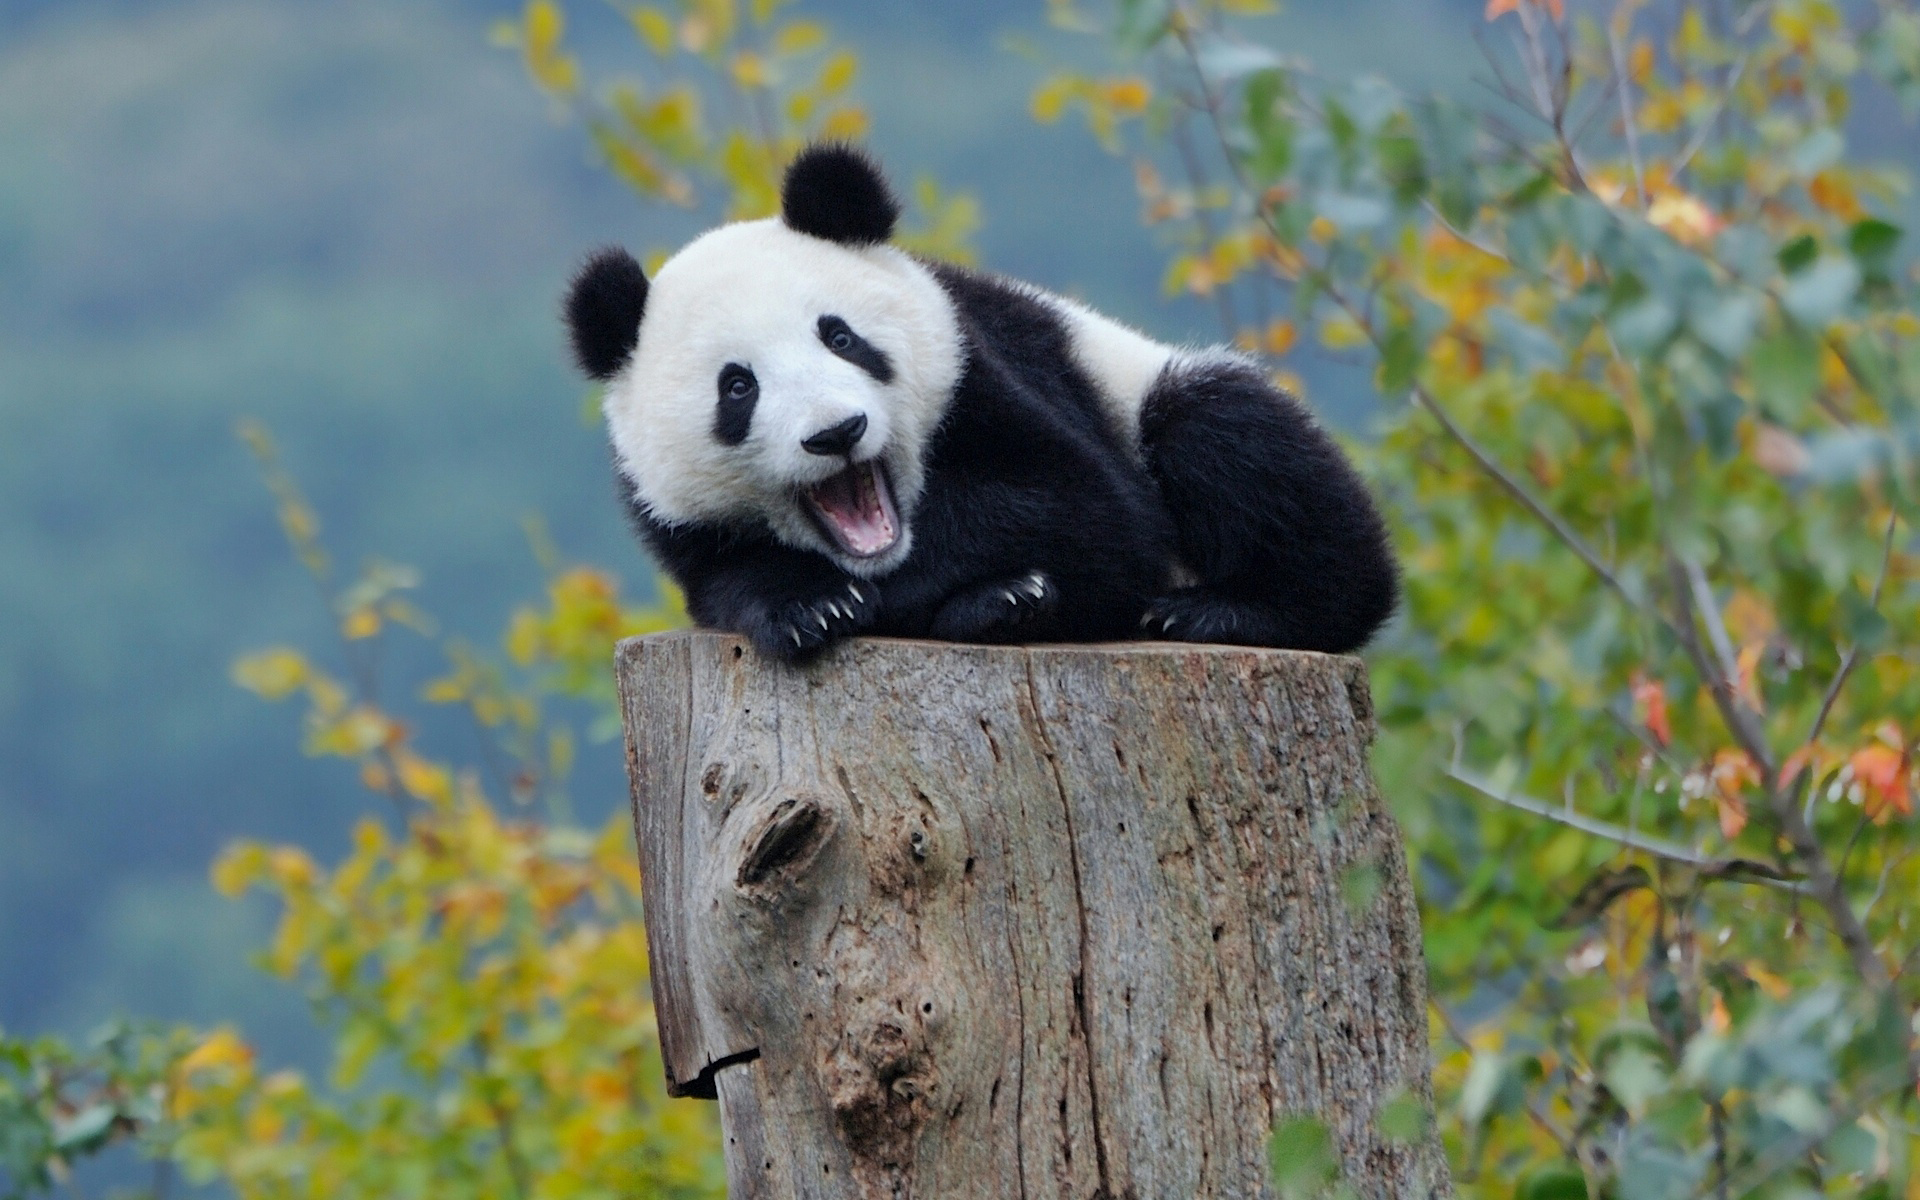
[{"left": 617, "top": 631, "right": 1450, "bottom": 1200}]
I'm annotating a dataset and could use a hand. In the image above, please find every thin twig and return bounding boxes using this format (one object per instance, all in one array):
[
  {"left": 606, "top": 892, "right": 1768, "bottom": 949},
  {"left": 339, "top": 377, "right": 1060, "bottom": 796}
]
[
  {"left": 1447, "top": 766, "right": 1800, "bottom": 892},
  {"left": 1606, "top": 21, "right": 1647, "bottom": 206},
  {"left": 1806, "top": 508, "right": 1900, "bottom": 746}
]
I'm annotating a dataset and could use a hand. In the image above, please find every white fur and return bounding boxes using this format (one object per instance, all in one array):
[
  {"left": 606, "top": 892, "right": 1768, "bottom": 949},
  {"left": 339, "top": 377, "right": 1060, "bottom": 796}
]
[
  {"left": 1041, "top": 293, "right": 1174, "bottom": 447},
  {"left": 602, "top": 219, "right": 963, "bottom": 577}
]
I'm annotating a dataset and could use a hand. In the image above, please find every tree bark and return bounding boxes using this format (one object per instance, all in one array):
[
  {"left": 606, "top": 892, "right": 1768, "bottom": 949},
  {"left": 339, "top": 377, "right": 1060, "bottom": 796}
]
[{"left": 618, "top": 631, "right": 1450, "bottom": 1200}]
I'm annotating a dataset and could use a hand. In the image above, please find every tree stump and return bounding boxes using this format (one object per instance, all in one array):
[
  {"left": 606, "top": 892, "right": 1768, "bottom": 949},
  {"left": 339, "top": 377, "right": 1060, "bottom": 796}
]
[{"left": 617, "top": 631, "right": 1450, "bottom": 1200}]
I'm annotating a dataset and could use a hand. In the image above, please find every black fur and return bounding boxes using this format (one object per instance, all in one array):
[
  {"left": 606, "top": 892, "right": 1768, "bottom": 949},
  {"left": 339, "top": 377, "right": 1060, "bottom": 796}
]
[
  {"left": 619, "top": 260, "right": 1398, "bottom": 661},
  {"left": 1138, "top": 357, "right": 1399, "bottom": 653},
  {"left": 713, "top": 364, "right": 757, "bottom": 446},
  {"left": 818, "top": 315, "right": 894, "bottom": 383},
  {"left": 566, "top": 248, "right": 648, "bottom": 380},
  {"left": 780, "top": 144, "right": 899, "bottom": 246}
]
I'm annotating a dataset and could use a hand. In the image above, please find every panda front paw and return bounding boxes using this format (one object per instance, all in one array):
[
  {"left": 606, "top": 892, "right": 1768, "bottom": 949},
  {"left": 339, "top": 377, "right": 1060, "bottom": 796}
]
[
  {"left": 757, "top": 579, "right": 880, "bottom": 662},
  {"left": 1141, "top": 588, "right": 1272, "bottom": 646},
  {"left": 930, "top": 571, "right": 1058, "bottom": 642}
]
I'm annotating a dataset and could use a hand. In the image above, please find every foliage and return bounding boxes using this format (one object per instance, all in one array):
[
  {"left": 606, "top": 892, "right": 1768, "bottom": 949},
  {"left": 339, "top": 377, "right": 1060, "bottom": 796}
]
[
  {"left": 492, "top": 0, "right": 979, "bottom": 263},
  {"left": 5, "top": 9, "right": 947, "bottom": 1195},
  {"left": 1038, "top": 0, "right": 1920, "bottom": 1194},
  {"left": 0, "top": 1023, "right": 188, "bottom": 1199},
  {"left": 12, "top": 0, "right": 1920, "bottom": 1197}
]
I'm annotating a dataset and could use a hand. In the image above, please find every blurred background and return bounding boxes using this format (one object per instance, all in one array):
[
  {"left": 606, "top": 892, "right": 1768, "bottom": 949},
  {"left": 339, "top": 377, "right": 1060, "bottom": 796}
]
[{"left": 0, "top": 0, "right": 1498, "bottom": 1058}]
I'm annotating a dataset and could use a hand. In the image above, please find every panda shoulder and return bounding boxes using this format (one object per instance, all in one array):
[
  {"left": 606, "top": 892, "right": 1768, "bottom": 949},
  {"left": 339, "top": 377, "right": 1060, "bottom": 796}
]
[{"left": 924, "top": 262, "right": 1174, "bottom": 433}]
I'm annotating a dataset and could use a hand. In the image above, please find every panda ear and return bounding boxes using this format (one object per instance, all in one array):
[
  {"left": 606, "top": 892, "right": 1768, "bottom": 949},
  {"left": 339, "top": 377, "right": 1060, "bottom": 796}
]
[
  {"left": 566, "top": 247, "right": 649, "bottom": 381},
  {"left": 781, "top": 143, "right": 899, "bottom": 246}
]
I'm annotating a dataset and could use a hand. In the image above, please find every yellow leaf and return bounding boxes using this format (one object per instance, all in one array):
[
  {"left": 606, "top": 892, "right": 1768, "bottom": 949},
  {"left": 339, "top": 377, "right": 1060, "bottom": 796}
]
[
  {"left": 211, "top": 842, "right": 267, "bottom": 897},
  {"left": 231, "top": 647, "right": 309, "bottom": 700},
  {"left": 632, "top": 6, "right": 674, "bottom": 54},
  {"left": 1104, "top": 77, "right": 1150, "bottom": 114},
  {"left": 821, "top": 108, "right": 869, "bottom": 139},
  {"left": 772, "top": 20, "right": 825, "bottom": 56},
  {"left": 818, "top": 50, "right": 856, "bottom": 94},
  {"left": 394, "top": 749, "right": 454, "bottom": 805},
  {"left": 731, "top": 51, "right": 769, "bottom": 89},
  {"left": 1032, "top": 76, "right": 1077, "bottom": 123},
  {"left": 1263, "top": 318, "right": 1298, "bottom": 356},
  {"left": 1319, "top": 313, "right": 1370, "bottom": 350},
  {"left": 179, "top": 1028, "right": 254, "bottom": 1076},
  {"left": 341, "top": 607, "right": 381, "bottom": 640},
  {"left": 1307, "top": 214, "right": 1338, "bottom": 244},
  {"left": 506, "top": 610, "right": 543, "bottom": 666},
  {"left": 1629, "top": 39, "right": 1654, "bottom": 84}
]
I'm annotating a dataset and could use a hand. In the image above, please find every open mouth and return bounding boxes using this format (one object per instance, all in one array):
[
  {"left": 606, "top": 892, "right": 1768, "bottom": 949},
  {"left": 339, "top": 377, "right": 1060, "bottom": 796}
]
[{"left": 803, "top": 459, "right": 900, "bottom": 559}]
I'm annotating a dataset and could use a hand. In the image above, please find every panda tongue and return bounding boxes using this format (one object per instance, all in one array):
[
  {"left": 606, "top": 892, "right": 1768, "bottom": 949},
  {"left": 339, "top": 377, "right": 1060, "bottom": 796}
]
[{"left": 808, "top": 462, "right": 897, "bottom": 558}]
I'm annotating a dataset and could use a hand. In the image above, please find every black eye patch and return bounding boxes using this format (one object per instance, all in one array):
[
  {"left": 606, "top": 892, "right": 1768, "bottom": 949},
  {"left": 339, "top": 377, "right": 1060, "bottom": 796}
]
[
  {"left": 817, "top": 315, "right": 894, "bottom": 384},
  {"left": 714, "top": 363, "right": 758, "bottom": 445}
]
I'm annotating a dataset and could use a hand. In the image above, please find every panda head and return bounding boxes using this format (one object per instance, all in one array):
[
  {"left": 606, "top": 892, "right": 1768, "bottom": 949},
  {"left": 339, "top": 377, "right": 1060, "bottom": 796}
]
[{"left": 566, "top": 144, "right": 962, "bottom": 578}]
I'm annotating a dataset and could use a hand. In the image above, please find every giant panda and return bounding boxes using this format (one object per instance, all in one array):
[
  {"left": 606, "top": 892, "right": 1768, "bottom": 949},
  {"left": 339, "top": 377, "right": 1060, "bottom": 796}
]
[{"left": 565, "top": 143, "right": 1398, "bottom": 663}]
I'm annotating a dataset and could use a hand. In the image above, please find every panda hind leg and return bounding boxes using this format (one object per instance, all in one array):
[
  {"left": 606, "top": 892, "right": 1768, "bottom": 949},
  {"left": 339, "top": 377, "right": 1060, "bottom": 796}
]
[
  {"left": 1137, "top": 355, "right": 1398, "bottom": 654},
  {"left": 929, "top": 571, "right": 1059, "bottom": 643}
]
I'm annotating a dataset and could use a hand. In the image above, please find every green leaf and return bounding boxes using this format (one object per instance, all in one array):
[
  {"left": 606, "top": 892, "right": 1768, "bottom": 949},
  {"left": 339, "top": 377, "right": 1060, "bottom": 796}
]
[
  {"left": 50, "top": 1102, "right": 116, "bottom": 1152},
  {"left": 1603, "top": 1045, "right": 1668, "bottom": 1117},
  {"left": 1849, "top": 217, "right": 1903, "bottom": 272},
  {"left": 1517, "top": 1166, "right": 1590, "bottom": 1200},
  {"left": 1789, "top": 127, "right": 1845, "bottom": 177},
  {"left": 1269, "top": 1116, "right": 1342, "bottom": 1196},
  {"left": 1687, "top": 291, "right": 1761, "bottom": 358},
  {"left": 1781, "top": 256, "right": 1862, "bottom": 325},
  {"left": 1778, "top": 233, "right": 1819, "bottom": 274},
  {"left": 1749, "top": 331, "right": 1822, "bottom": 419},
  {"left": 1610, "top": 295, "right": 1679, "bottom": 353},
  {"left": 1839, "top": 586, "right": 1892, "bottom": 649},
  {"left": 1375, "top": 1090, "right": 1427, "bottom": 1143},
  {"left": 1378, "top": 321, "right": 1421, "bottom": 394},
  {"left": 1459, "top": 1050, "right": 1509, "bottom": 1124},
  {"left": 1195, "top": 39, "right": 1282, "bottom": 83},
  {"left": 1487, "top": 308, "right": 1566, "bottom": 372}
]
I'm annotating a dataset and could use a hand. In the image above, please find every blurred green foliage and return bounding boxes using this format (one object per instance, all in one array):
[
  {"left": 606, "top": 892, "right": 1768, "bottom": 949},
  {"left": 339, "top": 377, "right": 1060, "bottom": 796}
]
[
  {"left": 1038, "top": 0, "right": 1920, "bottom": 1192},
  {"left": 8, "top": 0, "right": 1920, "bottom": 1196}
]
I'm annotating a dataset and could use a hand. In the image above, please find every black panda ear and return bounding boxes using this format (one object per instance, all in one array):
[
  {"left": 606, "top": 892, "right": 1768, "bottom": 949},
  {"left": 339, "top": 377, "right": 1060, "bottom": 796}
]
[
  {"left": 780, "top": 143, "right": 899, "bottom": 246},
  {"left": 566, "top": 247, "right": 649, "bottom": 381}
]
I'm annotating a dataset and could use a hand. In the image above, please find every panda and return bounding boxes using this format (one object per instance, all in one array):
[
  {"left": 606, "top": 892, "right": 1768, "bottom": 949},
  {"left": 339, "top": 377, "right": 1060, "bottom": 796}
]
[{"left": 565, "top": 143, "right": 1398, "bottom": 663}]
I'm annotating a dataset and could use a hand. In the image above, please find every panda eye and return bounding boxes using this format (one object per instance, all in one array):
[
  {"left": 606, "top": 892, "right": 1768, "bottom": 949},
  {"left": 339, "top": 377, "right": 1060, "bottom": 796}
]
[
  {"left": 713, "top": 363, "right": 758, "bottom": 446},
  {"left": 830, "top": 329, "right": 853, "bottom": 351}
]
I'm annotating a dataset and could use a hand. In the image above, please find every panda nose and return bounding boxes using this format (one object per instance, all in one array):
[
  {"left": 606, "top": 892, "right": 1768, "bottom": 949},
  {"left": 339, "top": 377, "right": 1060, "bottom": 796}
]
[{"left": 801, "top": 413, "right": 867, "bottom": 456}]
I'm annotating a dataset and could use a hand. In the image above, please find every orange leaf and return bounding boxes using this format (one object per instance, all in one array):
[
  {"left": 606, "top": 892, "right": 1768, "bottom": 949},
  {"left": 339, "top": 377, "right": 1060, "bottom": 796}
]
[
  {"left": 1734, "top": 643, "right": 1766, "bottom": 714},
  {"left": 1851, "top": 743, "right": 1912, "bottom": 822},
  {"left": 1632, "top": 673, "right": 1671, "bottom": 746},
  {"left": 1710, "top": 748, "right": 1759, "bottom": 838}
]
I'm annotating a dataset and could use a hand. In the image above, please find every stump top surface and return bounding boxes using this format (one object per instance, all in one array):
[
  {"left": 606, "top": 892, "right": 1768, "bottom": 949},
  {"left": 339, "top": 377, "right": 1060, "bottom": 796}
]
[{"left": 616, "top": 628, "right": 1364, "bottom": 669}]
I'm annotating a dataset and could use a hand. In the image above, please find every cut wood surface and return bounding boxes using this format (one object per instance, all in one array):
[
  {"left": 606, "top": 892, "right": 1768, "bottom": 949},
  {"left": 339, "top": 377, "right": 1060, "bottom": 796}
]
[{"left": 617, "top": 630, "right": 1450, "bottom": 1200}]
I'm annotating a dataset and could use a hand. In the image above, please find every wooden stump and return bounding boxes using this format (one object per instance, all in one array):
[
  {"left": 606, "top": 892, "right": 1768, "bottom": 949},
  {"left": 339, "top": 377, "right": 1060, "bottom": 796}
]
[{"left": 617, "top": 631, "right": 1450, "bottom": 1200}]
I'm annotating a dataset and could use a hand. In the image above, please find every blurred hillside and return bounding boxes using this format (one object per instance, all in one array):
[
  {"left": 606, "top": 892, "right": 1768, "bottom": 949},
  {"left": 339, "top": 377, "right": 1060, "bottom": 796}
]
[{"left": 0, "top": 0, "right": 1493, "bottom": 1048}]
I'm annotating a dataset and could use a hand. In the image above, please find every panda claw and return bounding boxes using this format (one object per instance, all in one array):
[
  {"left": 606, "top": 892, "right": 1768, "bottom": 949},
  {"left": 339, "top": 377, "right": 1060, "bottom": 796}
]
[
  {"left": 790, "top": 627, "right": 804, "bottom": 647},
  {"left": 847, "top": 582, "right": 863, "bottom": 603}
]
